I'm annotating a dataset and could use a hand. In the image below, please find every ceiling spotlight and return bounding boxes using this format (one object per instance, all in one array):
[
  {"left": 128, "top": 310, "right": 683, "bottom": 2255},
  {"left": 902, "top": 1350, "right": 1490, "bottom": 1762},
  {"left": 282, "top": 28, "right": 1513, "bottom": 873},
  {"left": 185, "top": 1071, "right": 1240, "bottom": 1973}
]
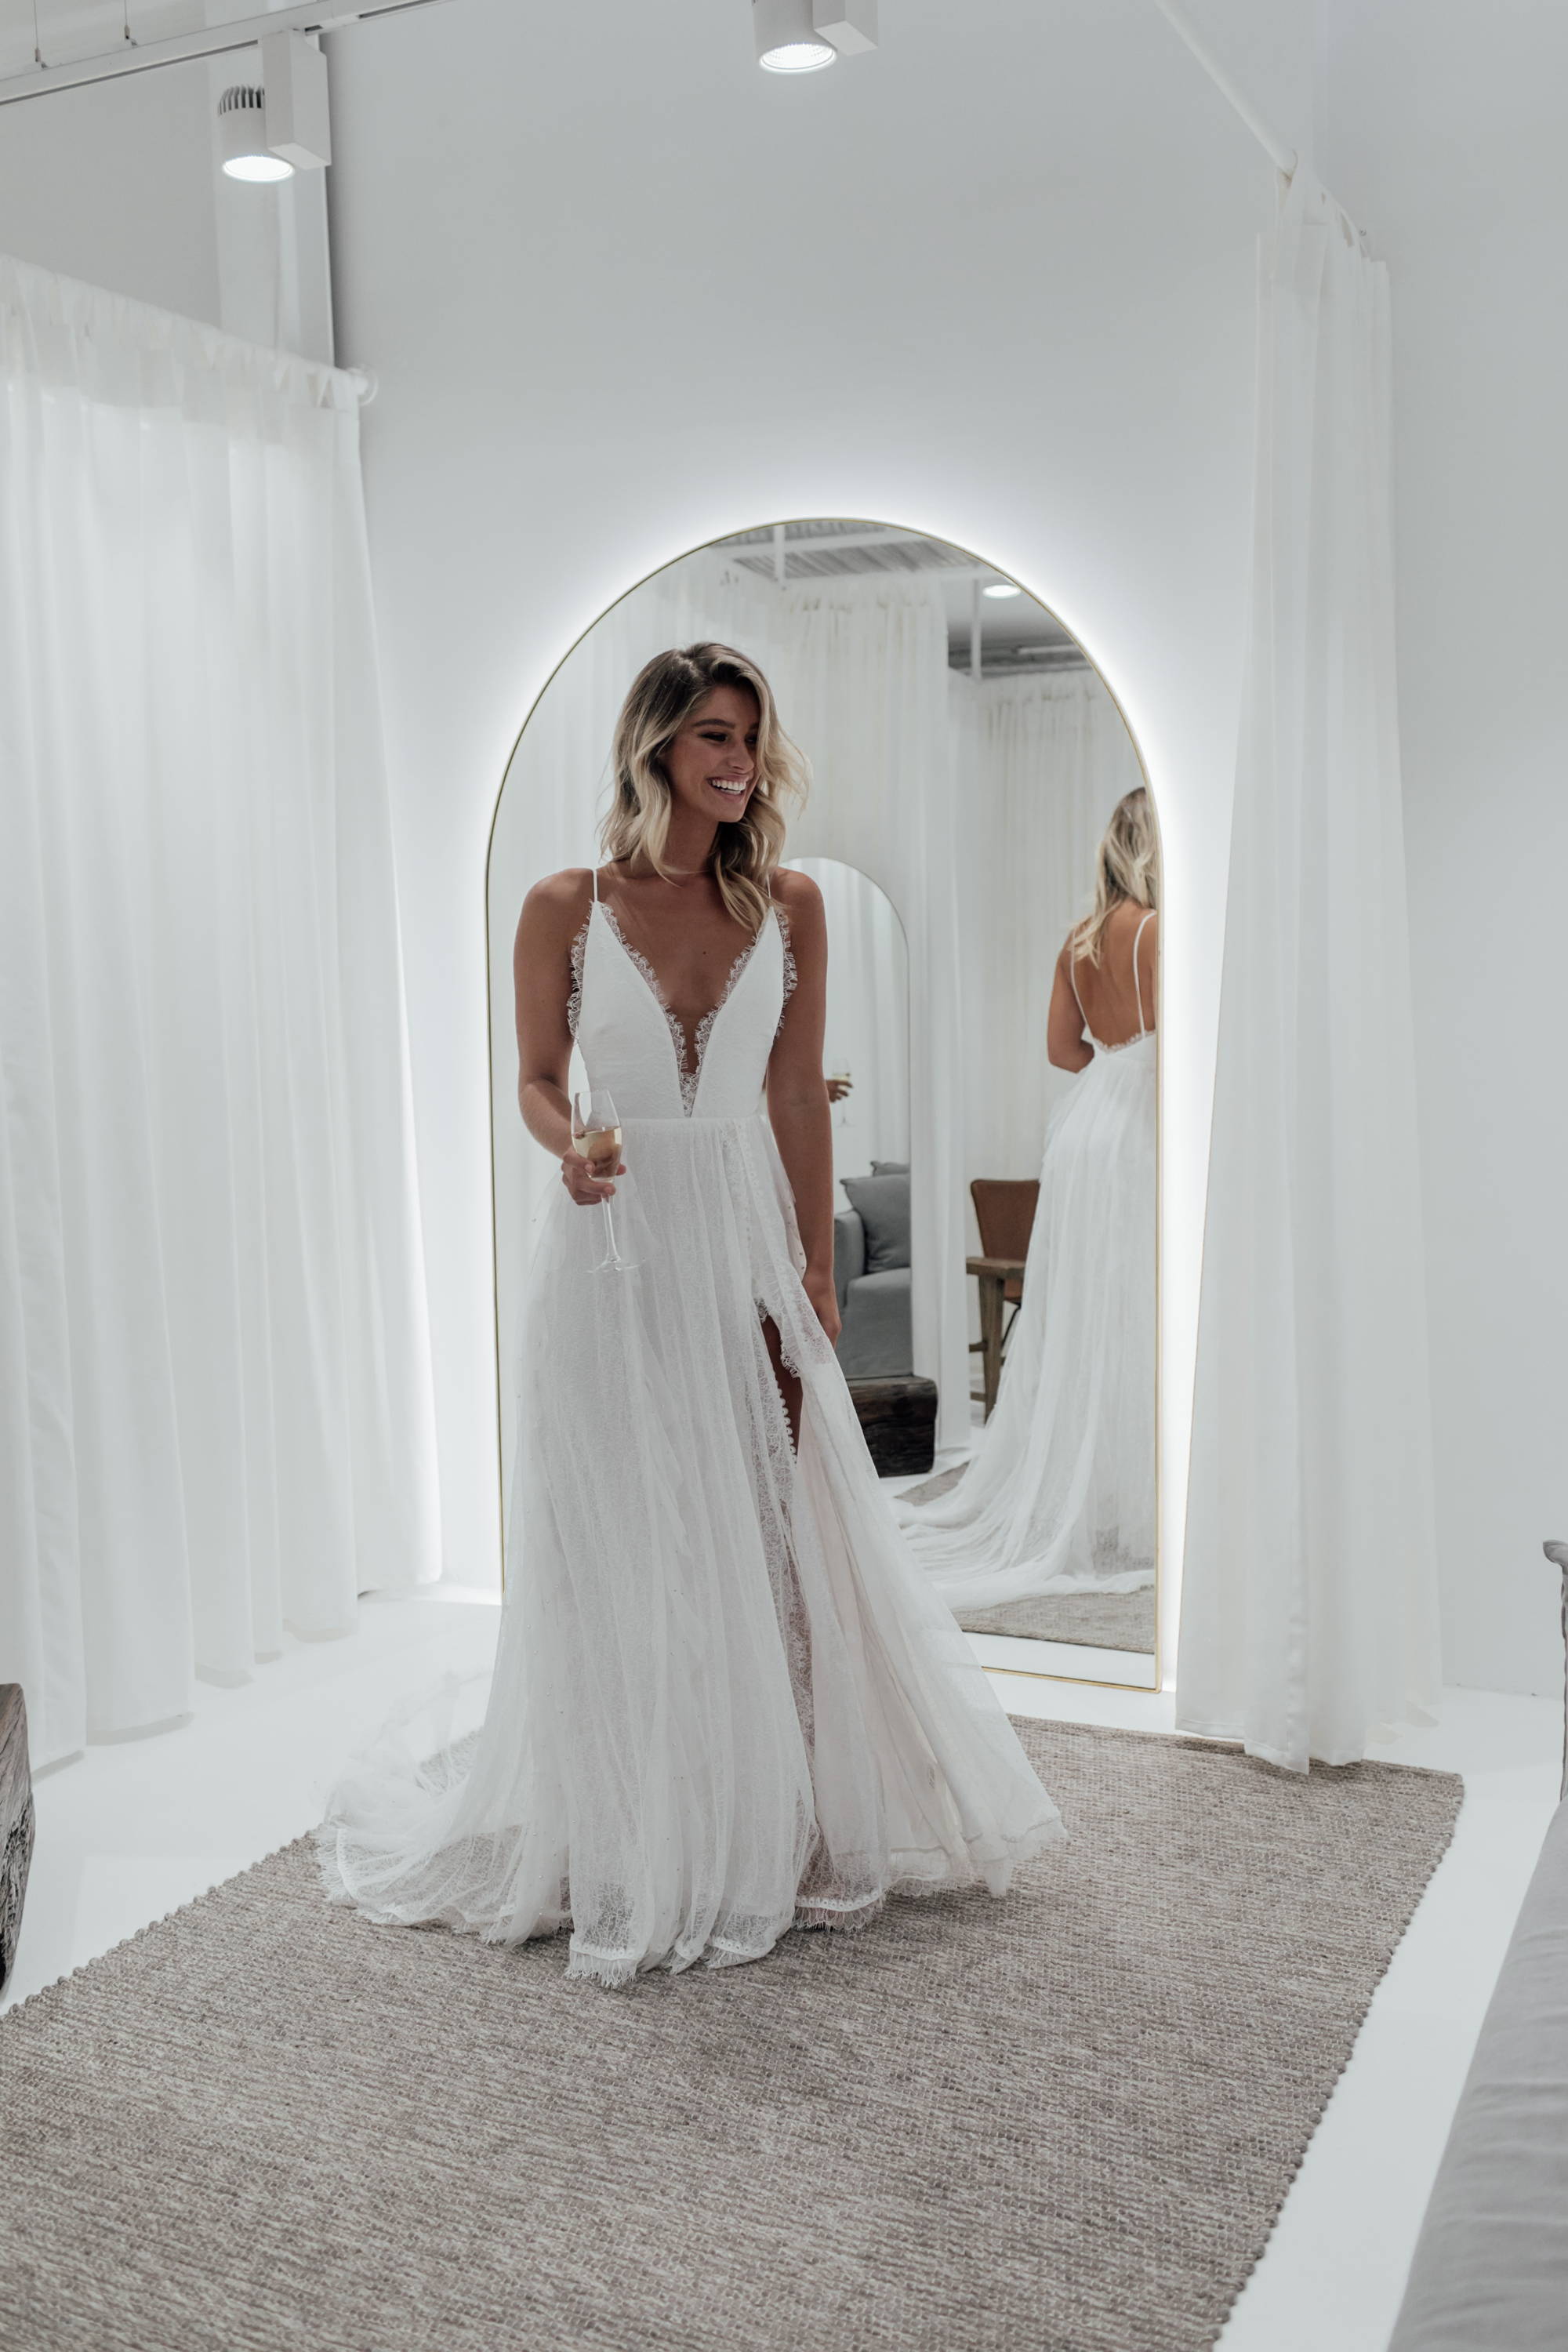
[
  {"left": 982, "top": 582, "right": 1023, "bottom": 599},
  {"left": 217, "top": 85, "right": 292, "bottom": 181},
  {"left": 754, "top": 0, "right": 836, "bottom": 72},
  {"left": 753, "top": 0, "right": 877, "bottom": 73},
  {"left": 216, "top": 35, "right": 331, "bottom": 183}
]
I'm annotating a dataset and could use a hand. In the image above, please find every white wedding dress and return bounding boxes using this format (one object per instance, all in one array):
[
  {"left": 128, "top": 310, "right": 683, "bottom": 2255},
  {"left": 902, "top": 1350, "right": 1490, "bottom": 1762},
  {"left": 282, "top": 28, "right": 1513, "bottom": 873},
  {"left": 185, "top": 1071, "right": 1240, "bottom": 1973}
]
[
  {"left": 315, "top": 870, "right": 1065, "bottom": 1987},
  {"left": 895, "top": 915, "right": 1156, "bottom": 1608}
]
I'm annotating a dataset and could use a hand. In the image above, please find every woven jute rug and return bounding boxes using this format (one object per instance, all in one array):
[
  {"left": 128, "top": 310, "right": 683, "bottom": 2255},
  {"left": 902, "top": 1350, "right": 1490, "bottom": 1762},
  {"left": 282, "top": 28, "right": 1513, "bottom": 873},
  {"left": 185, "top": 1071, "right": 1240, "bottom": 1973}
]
[
  {"left": 0, "top": 1718, "right": 1460, "bottom": 2352},
  {"left": 899, "top": 1466, "right": 1157, "bottom": 1653}
]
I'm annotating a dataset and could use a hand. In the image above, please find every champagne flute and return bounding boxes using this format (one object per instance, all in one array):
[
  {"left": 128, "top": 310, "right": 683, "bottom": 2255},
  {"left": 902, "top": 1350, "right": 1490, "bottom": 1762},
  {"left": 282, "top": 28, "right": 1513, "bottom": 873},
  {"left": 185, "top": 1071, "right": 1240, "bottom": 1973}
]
[{"left": 572, "top": 1087, "right": 637, "bottom": 1274}]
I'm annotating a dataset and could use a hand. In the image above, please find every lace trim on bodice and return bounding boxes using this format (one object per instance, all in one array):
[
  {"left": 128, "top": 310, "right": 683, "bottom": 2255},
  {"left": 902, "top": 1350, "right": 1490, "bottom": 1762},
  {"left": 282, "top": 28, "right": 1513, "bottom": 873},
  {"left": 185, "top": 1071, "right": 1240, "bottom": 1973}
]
[
  {"left": 775, "top": 904, "right": 797, "bottom": 1018},
  {"left": 565, "top": 898, "right": 797, "bottom": 1115},
  {"left": 565, "top": 909, "right": 589, "bottom": 1040}
]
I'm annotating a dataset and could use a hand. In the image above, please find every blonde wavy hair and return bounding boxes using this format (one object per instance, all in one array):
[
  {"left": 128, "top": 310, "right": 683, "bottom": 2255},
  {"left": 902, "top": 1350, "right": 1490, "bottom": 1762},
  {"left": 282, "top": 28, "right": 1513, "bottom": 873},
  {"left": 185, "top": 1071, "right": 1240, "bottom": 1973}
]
[
  {"left": 1069, "top": 785, "right": 1160, "bottom": 967},
  {"left": 600, "top": 643, "right": 809, "bottom": 931}
]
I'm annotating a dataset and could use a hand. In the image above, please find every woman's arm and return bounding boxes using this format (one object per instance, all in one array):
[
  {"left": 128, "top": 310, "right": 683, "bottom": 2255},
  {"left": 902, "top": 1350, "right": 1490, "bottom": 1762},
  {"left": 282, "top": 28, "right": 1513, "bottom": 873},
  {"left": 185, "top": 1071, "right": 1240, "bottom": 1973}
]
[
  {"left": 1047, "top": 944, "right": 1094, "bottom": 1073},
  {"left": 1137, "top": 908, "right": 1159, "bottom": 1029},
  {"left": 764, "top": 871, "right": 840, "bottom": 1343},
  {"left": 514, "top": 871, "right": 626, "bottom": 1206}
]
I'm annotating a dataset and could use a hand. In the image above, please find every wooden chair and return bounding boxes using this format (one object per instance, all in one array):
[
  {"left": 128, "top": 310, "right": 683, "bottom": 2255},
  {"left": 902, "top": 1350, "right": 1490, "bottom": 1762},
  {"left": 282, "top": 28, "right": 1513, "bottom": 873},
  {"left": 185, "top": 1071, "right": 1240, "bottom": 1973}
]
[{"left": 967, "top": 1178, "right": 1039, "bottom": 1419}]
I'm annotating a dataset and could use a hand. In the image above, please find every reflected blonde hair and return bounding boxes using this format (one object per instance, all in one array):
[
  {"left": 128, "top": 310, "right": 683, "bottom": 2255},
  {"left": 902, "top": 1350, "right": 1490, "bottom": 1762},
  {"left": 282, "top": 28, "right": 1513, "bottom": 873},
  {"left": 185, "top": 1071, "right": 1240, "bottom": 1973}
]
[
  {"left": 600, "top": 643, "right": 809, "bottom": 931},
  {"left": 1069, "top": 785, "right": 1160, "bottom": 966}
]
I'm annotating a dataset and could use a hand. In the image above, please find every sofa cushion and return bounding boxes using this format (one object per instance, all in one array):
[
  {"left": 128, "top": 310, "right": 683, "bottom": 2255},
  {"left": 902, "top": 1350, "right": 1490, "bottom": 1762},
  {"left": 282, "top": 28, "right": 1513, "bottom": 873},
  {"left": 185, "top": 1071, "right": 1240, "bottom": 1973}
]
[
  {"left": 836, "top": 1267, "right": 913, "bottom": 1380},
  {"left": 832, "top": 1207, "right": 866, "bottom": 1312},
  {"left": 840, "top": 1173, "right": 910, "bottom": 1275}
]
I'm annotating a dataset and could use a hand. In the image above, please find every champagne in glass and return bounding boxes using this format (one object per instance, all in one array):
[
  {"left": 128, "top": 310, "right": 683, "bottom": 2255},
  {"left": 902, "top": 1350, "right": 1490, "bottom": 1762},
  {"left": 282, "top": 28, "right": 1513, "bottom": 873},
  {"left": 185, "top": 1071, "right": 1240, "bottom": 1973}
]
[{"left": 572, "top": 1087, "right": 637, "bottom": 1273}]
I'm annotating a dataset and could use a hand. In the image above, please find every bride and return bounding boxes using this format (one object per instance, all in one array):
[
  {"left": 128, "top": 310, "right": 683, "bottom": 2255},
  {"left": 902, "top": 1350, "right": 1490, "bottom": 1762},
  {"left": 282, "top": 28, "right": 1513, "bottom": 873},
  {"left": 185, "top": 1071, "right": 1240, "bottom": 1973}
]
[
  {"left": 895, "top": 786, "right": 1158, "bottom": 1609},
  {"left": 315, "top": 641, "right": 1065, "bottom": 1987}
]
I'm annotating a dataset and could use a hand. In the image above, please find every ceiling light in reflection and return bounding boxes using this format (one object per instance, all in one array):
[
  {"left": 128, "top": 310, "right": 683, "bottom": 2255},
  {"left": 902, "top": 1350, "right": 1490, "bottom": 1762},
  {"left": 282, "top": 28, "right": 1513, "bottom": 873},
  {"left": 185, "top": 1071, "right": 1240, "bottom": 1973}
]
[{"left": 982, "top": 582, "right": 1023, "bottom": 599}]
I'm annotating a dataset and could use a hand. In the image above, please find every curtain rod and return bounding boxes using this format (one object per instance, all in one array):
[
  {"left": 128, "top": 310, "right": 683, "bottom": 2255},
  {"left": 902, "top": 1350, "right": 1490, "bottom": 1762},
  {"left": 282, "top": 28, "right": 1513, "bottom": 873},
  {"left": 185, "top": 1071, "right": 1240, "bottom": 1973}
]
[{"left": 1146, "top": 0, "right": 1298, "bottom": 177}]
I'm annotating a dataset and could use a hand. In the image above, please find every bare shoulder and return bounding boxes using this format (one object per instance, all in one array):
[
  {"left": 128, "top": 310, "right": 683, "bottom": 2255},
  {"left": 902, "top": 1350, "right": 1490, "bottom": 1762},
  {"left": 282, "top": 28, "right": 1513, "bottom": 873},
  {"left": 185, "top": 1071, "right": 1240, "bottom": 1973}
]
[
  {"left": 517, "top": 866, "right": 594, "bottom": 953},
  {"left": 771, "top": 865, "right": 822, "bottom": 916}
]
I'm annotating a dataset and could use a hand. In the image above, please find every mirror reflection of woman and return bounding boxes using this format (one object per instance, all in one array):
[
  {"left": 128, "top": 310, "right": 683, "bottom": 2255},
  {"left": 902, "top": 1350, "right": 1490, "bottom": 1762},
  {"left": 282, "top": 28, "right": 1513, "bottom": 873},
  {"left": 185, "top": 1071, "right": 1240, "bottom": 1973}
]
[
  {"left": 895, "top": 787, "right": 1158, "bottom": 1607},
  {"left": 317, "top": 643, "right": 1064, "bottom": 1987}
]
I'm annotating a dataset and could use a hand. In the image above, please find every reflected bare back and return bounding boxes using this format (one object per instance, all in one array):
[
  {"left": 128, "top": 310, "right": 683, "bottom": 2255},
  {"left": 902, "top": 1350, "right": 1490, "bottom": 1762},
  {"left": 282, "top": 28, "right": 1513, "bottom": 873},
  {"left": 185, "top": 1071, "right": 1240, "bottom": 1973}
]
[{"left": 1073, "top": 901, "right": 1156, "bottom": 1045}]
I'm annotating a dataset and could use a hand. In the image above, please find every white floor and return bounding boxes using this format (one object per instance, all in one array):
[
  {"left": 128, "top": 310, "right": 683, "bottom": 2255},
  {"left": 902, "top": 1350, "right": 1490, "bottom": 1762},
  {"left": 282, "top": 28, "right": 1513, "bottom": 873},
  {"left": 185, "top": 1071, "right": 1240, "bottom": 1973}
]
[{"left": 5, "top": 1588, "right": 1560, "bottom": 2352}]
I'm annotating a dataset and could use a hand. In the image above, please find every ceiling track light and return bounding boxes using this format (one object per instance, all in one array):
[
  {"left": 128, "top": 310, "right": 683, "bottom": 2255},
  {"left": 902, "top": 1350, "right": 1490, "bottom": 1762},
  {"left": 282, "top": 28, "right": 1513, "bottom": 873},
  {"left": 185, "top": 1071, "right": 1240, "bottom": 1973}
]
[
  {"left": 753, "top": 0, "right": 878, "bottom": 75},
  {"left": 217, "top": 85, "right": 291, "bottom": 181},
  {"left": 216, "top": 29, "right": 331, "bottom": 183}
]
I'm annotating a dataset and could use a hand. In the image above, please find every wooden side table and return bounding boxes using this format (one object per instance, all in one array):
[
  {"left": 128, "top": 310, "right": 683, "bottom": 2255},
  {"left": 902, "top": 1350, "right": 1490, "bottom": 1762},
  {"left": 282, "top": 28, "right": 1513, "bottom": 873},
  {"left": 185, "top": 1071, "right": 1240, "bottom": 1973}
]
[
  {"left": 967, "top": 1254, "right": 1027, "bottom": 1421},
  {"left": 848, "top": 1374, "right": 938, "bottom": 1475}
]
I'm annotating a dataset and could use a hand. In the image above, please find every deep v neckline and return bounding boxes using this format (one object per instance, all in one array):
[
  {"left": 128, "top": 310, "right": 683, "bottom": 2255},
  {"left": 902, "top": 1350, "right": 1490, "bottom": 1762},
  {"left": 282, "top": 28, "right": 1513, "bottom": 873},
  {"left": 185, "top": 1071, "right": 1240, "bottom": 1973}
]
[{"left": 594, "top": 897, "right": 772, "bottom": 1115}]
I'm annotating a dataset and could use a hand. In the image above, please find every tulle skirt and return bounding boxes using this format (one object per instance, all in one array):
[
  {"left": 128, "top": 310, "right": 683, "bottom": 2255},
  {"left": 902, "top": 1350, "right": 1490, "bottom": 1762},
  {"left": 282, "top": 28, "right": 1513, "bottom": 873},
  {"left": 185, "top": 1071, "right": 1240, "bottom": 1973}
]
[
  {"left": 314, "top": 1111, "right": 1065, "bottom": 1987},
  {"left": 895, "top": 1036, "right": 1156, "bottom": 1608}
]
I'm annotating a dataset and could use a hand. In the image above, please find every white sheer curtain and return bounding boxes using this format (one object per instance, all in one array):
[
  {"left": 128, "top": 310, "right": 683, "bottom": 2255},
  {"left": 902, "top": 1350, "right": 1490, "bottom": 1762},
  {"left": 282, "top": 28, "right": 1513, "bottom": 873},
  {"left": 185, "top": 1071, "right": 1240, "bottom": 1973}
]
[
  {"left": 1175, "top": 173, "right": 1441, "bottom": 1770},
  {"left": 953, "top": 668, "right": 1144, "bottom": 1235},
  {"left": 0, "top": 256, "right": 441, "bottom": 1774},
  {"left": 768, "top": 574, "right": 969, "bottom": 1449}
]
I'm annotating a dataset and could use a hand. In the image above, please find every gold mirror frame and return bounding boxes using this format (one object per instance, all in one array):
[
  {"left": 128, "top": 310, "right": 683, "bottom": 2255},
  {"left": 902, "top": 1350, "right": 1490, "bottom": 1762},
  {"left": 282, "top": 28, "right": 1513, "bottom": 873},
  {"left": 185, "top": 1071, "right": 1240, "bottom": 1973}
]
[{"left": 483, "top": 515, "right": 1162, "bottom": 1697}]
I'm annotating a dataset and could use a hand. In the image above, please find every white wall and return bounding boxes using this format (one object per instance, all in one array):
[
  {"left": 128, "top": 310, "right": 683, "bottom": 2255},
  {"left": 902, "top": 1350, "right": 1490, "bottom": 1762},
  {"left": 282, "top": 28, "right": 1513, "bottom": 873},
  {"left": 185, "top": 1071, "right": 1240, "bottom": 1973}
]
[
  {"left": 0, "top": 60, "right": 220, "bottom": 321},
  {"left": 322, "top": 0, "right": 1311, "bottom": 1655},
  {"left": 1317, "top": 2, "right": 1568, "bottom": 1695},
  {"left": 0, "top": 49, "right": 331, "bottom": 359}
]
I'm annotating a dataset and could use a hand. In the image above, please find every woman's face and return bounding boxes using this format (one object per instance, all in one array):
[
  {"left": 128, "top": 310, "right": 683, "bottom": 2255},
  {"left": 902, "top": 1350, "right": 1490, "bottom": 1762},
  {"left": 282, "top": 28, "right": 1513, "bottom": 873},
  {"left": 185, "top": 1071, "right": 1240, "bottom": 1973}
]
[{"left": 661, "top": 685, "right": 760, "bottom": 827}]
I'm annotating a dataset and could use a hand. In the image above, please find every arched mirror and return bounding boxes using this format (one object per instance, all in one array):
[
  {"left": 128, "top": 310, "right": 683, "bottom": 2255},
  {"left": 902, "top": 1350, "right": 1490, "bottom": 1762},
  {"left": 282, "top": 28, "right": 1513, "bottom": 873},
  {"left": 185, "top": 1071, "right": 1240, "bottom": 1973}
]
[{"left": 488, "top": 519, "right": 1160, "bottom": 1690}]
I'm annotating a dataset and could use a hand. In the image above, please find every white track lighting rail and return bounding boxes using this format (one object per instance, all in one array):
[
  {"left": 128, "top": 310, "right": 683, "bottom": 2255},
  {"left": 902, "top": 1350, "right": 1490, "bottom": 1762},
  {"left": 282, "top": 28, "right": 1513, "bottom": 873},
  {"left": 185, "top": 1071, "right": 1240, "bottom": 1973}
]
[{"left": 0, "top": 0, "right": 456, "bottom": 107}]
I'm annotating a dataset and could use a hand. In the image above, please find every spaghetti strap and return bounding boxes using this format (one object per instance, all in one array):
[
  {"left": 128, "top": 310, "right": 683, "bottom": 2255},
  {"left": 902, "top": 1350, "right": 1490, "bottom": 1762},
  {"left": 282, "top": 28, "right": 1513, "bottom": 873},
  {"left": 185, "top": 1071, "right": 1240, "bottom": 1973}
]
[
  {"left": 1131, "top": 910, "right": 1154, "bottom": 1035},
  {"left": 590, "top": 863, "right": 600, "bottom": 903}
]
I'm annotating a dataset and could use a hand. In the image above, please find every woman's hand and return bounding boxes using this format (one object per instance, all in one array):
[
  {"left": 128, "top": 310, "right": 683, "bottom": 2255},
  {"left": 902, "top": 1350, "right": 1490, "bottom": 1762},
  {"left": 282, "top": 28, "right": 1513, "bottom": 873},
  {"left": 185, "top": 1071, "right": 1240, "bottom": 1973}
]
[
  {"left": 561, "top": 1146, "right": 626, "bottom": 1206},
  {"left": 803, "top": 1265, "right": 841, "bottom": 1346}
]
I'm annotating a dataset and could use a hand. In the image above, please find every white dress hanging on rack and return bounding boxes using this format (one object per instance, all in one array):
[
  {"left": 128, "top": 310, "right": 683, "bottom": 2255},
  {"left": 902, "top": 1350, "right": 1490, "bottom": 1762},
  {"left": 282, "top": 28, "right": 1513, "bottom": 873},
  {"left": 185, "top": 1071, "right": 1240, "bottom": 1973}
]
[
  {"left": 315, "top": 870, "right": 1065, "bottom": 1987},
  {"left": 895, "top": 914, "right": 1157, "bottom": 1607}
]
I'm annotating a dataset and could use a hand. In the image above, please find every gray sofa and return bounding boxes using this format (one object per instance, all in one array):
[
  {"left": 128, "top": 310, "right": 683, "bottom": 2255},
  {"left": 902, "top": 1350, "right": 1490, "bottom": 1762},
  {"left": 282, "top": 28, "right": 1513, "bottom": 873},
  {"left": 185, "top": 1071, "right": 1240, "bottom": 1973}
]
[
  {"left": 1386, "top": 1546, "right": 1568, "bottom": 2350},
  {"left": 833, "top": 1162, "right": 912, "bottom": 1380}
]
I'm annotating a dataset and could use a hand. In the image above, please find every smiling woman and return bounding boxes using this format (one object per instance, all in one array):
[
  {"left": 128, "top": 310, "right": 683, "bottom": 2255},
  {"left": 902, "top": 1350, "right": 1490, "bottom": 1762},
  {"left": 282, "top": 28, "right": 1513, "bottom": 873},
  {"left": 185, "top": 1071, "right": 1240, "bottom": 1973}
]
[{"left": 314, "top": 630, "right": 1068, "bottom": 1990}]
